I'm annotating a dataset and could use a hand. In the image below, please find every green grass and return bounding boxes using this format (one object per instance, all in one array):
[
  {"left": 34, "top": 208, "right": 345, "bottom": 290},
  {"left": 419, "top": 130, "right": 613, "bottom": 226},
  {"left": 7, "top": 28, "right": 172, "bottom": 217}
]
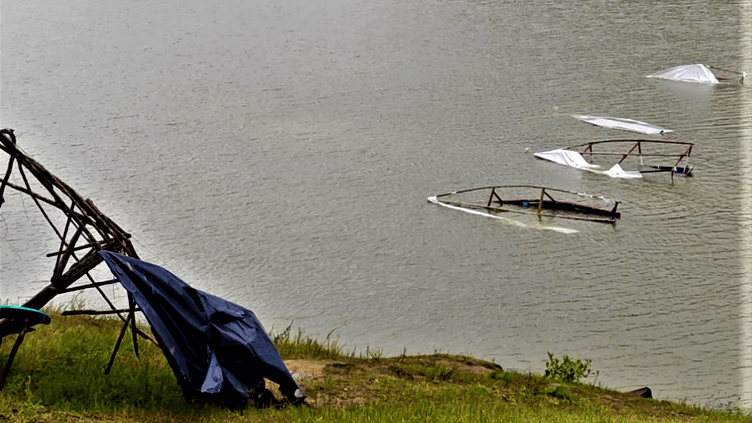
[
  {"left": 0, "top": 313, "right": 184, "bottom": 413},
  {"left": 272, "top": 324, "right": 349, "bottom": 361},
  {"left": 0, "top": 311, "right": 750, "bottom": 423}
]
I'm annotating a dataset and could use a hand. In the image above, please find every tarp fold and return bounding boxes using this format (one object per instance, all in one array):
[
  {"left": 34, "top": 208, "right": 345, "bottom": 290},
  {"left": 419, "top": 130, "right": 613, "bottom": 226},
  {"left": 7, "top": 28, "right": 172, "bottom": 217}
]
[
  {"left": 99, "top": 251, "right": 303, "bottom": 406},
  {"left": 646, "top": 64, "right": 719, "bottom": 84}
]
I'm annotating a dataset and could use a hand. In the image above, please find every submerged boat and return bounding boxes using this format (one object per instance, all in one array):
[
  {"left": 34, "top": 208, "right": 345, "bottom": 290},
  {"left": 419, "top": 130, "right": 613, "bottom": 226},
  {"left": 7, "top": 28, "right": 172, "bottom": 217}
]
[
  {"left": 534, "top": 139, "right": 694, "bottom": 179},
  {"left": 429, "top": 185, "right": 620, "bottom": 225},
  {"left": 571, "top": 115, "right": 672, "bottom": 135},
  {"left": 646, "top": 64, "right": 746, "bottom": 84}
]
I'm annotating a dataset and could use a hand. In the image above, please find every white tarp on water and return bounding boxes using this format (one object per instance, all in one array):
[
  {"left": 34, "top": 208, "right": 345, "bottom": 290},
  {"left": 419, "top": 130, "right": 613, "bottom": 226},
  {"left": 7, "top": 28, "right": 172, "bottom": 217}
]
[
  {"left": 534, "top": 149, "right": 643, "bottom": 179},
  {"left": 534, "top": 149, "right": 601, "bottom": 170},
  {"left": 646, "top": 64, "right": 719, "bottom": 84},
  {"left": 572, "top": 114, "right": 673, "bottom": 135},
  {"left": 603, "top": 163, "right": 642, "bottom": 179}
]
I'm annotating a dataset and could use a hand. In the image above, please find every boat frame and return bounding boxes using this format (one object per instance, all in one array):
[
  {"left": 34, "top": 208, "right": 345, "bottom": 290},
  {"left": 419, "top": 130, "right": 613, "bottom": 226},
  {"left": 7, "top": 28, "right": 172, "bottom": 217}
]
[
  {"left": 573, "top": 139, "right": 694, "bottom": 176},
  {"left": 534, "top": 139, "right": 695, "bottom": 179},
  {"left": 432, "top": 185, "right": 620, "bottom": 224}
]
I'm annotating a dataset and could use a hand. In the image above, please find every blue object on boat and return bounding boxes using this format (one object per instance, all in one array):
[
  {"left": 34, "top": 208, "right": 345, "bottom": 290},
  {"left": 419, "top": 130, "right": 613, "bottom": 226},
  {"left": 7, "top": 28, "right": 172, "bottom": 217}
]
[
  {"left": 656, "top": 165, "right": 692, "bottom": 174},
  {"left": 99, "top": 251, "right": 303, "bottom": 405}
]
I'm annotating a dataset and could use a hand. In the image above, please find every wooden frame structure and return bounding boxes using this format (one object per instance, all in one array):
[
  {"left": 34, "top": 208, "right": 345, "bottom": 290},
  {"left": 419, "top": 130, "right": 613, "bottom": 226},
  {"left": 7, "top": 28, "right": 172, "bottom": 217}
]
[
  {"left": 432, "top": 185, "right": 621, "bottom": 224},
  {"left": 0, "top": 128, "right": 153, "bottom": 382},
  {"left": 573, "top": 139, "right": 694, "bottom": 177}
]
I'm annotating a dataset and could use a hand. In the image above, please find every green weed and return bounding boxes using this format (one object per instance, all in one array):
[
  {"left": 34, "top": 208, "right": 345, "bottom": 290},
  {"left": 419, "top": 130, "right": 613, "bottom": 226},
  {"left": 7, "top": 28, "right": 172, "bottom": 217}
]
[
  {"left": 272, "top": 325, "right": 346, "bottom": 361},
  {"left": 544, "top": 352, "right": 591, "bottom": 383}
]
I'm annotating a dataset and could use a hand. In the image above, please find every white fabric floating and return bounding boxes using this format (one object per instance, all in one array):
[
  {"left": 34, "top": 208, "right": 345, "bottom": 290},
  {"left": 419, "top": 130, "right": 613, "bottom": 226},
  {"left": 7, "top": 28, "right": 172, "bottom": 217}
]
[
  {"left": 571, "top": 114, "right": 673, "bottom": 135},
  {"left": 603, "top": 164, "right": 643, "bottom": 179},
  {"left": 533, "top": 149, "right": 601, "bottom": 170},
  {"left": 646, "top": 64, "right": 719, "bottom": 84},
  {"left": 535, "top": 149, "right": 643, "bottom": 179}
]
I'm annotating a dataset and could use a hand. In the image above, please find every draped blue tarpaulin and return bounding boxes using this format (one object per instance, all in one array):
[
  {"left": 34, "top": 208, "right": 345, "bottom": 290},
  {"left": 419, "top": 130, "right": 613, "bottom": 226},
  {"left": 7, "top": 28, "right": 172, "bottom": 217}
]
[{"left": 99, "top": 251, "right": 303, "bottom": 405}]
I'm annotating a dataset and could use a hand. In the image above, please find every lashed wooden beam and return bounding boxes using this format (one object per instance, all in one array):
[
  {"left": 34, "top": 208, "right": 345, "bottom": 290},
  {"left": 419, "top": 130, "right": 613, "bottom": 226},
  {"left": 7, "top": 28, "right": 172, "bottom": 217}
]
[{"left": 0, "top": 128, "right": 141, "bottom": 341}]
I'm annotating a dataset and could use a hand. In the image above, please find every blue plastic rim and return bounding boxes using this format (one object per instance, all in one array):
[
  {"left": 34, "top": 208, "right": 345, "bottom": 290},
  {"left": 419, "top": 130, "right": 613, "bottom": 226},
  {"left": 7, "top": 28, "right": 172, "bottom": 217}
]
[{"left": 0, "top": 305, "right": 51, "bottom": 325}]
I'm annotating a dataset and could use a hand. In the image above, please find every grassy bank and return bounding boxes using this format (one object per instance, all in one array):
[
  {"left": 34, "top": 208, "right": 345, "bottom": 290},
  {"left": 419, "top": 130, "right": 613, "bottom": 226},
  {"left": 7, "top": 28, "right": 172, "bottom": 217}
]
[{"left": 0, "top": 311, "right": 749, "bottom": 422}]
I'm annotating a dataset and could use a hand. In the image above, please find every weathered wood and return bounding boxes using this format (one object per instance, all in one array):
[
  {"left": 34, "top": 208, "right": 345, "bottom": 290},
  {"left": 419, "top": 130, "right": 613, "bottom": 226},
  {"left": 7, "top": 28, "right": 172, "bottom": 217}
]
[
  {"left": 0, "top": 179, "right": 59, "bottom": 208},
  {"left": 58, "top": 279, "right": 120, "bottom": 293},
  {"left": 105, "top": 309, "right": 134, "bottom": 374},
  {"left": 61, "top": 308, "right": 141, "bottom": 316},
  {"left": 0, "top": 154, "right": 15, "bottom": 207},
  {"left": 129, "top": 295, "right": 139, "bottom": 359},
  {"left": 0, "top": 325, "right": 28, "bottom": 390},
  {"left": 433, "top": 185, "right": 621, "bottom": 224},
  {"left": 53, "top": 224, "right": 84, "bottom": 281},
  {"left": 46, "top": 241, "right": 110, "bottom": 257},
  {"left": 0, "top": 127, "right": 156, "bottom": 363}
]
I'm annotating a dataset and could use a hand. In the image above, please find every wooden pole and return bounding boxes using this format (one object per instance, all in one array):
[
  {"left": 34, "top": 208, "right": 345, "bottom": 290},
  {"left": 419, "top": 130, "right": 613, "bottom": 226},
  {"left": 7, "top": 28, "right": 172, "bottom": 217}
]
[
  {"left": 537, "top": 188, "right": 544, "bottom": 216},
  {"left": 105, "top": 310, "right": 133, "bottom": 375}
]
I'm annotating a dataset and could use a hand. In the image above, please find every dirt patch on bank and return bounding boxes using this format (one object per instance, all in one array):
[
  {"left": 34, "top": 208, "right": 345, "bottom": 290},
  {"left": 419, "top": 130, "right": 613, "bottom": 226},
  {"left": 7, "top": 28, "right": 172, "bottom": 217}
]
[
  {"left": 284, "top": 359, "right": 329, "bottom": 379},
  {"left": 264, "top": 354, "right": 503, "bottom": 409}
]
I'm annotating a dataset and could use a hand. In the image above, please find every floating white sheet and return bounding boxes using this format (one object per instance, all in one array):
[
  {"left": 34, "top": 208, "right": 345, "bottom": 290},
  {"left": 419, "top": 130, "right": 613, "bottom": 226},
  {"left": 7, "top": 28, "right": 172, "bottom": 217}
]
[
  {"left": 646, "top": 64, "right": 719, "bottom": 84},
  {"left": 604, "top": 163, "right": 642, "bottom": 179},
  {"left": 535, "top": 149, "right": 643, "bottom": 179},
  {"left": 572, "top": 114, "right": 673, "bottom": 135},
  {"left": 533, "top": 149, "right": 601, "bottom": 170}
]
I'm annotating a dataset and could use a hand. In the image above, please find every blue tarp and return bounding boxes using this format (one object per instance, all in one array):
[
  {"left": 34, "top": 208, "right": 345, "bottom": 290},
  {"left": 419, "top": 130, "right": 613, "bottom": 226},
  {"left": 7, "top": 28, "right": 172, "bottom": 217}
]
[{"left": 99, "top": 251, "right": 303, "bottom": 405}]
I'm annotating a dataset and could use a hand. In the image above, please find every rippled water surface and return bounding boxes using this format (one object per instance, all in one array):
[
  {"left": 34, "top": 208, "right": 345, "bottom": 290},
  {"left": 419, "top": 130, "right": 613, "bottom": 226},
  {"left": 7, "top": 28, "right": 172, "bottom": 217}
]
[{"left": 2, "top": 0, "right": 752, "bottom": 407}]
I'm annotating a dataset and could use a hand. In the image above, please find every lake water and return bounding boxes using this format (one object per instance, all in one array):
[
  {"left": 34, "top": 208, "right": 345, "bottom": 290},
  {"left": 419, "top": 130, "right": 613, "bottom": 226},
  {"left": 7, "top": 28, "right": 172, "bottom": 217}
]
[{"left": 2, "top": 0, "right": 752, "bottom": 408}]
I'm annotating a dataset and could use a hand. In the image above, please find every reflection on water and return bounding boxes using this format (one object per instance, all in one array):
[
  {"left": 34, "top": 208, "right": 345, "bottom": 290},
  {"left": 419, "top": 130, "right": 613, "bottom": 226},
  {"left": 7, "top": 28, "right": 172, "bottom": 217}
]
[
  {"left": 650, "top": 79, "right": 718, "bottom": 104},
  {"left": 1, "top": 0, "right": 751, "bottom": 407}
]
